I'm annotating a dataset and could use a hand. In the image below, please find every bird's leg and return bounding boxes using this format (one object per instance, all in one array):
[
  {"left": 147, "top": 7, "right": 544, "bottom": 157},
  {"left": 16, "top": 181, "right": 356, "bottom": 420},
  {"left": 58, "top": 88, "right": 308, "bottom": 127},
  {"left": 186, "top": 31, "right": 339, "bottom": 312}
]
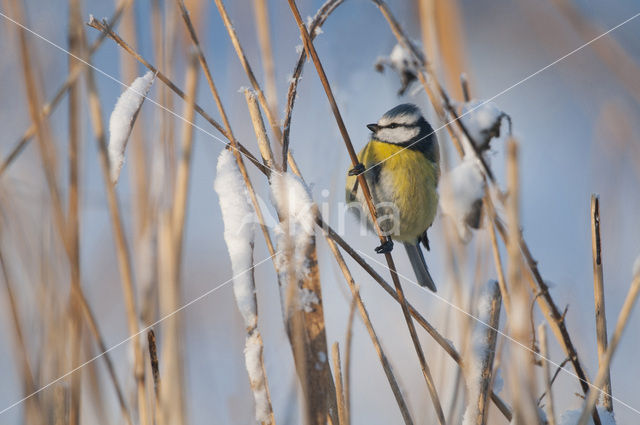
[
  {"left": 348, "top": 162, "right": 365, "bottom": 176},
  {"left": 375, "top": 238, "right": 394, "bottom": 254}
]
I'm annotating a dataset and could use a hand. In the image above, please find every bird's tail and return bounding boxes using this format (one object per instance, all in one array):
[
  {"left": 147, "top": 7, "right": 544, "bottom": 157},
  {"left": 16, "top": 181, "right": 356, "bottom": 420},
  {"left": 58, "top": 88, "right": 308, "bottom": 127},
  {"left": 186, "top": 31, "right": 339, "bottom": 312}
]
[{"left": 403, "top": 242, "right": 437, "bottom": 292}]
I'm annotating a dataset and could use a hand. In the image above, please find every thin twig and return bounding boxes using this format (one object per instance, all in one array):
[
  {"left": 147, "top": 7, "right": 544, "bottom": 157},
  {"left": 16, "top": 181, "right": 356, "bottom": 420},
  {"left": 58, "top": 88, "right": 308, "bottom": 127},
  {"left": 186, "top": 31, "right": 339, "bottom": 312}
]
[
  {"left": 213, "top": 0, "right": 283, "bottom": 146},
  {"left": 147, "top": 330, "right": 160, "bottom": 399},
  {"left": 538, "top": 324, "right": 557, "bottom": 425},
  {"left": 252, "top": 0, "right": 279, "bottom": 117},
  {"left": 505, "top": 139, "right": 540, "bottom": 425},
  {"left": 576, "top": 274, "right": 640, "bottom": 425},
  {"left": 67, "top": 1, "right": 83, "bottom": 424},
  {"left": 344, "top": 291, "right": 357, "bottom": 425},
  {"left": 484, "top": 194, "right": 512, "bottom": 320},
  {"left": 322, "top": 232, "right": 414, "bottom": 425},
  {"left": 280, "top": 0, "right": 344, "bottom": 172},
  {"left": 244, "top": 89, "right": 277, "bottom": 173},
  {"left": 590, "top": 194, "right": 612, "bottom": 411},
  {"left": 472, "top": 282, "right": 501, "bottom": 425},
  {"left": 332, "top": 343, "right": 348, "bottom": 425}
]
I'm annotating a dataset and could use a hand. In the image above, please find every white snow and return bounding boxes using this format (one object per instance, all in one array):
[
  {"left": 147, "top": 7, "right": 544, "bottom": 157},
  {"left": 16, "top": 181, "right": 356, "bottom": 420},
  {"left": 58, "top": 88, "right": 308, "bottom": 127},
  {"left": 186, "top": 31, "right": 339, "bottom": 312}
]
[
  {"left": 633, "top": 253, "right": 640, "bottom": 277},
  {"left": 270, "top": 172, "right": 316, "bottom": 282},
  {"left": 440, "top": 155, "right": 486, "bottom": 242},
  {"left": 558, "top": 406, "right": 616, "bottom": 425},
  {"left": 374, "top": 43, "right": 421, "bottom": 95},
  {"left": 298, "top": 287, "right": 319, "bottom": 313},
  {"left": 214, "top": 150, "right": 257, "bottom": 330},
  {"left": 462, "top": 282, "right": 501, "bottom": 425},
  {"left": 305, "top": 15, "right": 323, "bottom": 36},
  {"left": 108, "top": 71, "right": 155, "bottom": 183},
  {"left": 460, "top": 100, "right": 504, "bottom": 151},
  {"left": 389, "top": 43, "right": 418, "bottom": 72},
  {"left": 244, "top": 332, "right": 271, "bottom": 423}
]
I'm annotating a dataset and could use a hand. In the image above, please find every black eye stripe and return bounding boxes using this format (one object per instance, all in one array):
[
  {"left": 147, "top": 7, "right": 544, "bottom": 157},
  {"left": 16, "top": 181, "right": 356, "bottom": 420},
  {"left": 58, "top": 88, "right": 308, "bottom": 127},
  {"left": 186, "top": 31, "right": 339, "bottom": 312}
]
[{"left": 382, "top": 122, "right": 415, "bottom": 129}]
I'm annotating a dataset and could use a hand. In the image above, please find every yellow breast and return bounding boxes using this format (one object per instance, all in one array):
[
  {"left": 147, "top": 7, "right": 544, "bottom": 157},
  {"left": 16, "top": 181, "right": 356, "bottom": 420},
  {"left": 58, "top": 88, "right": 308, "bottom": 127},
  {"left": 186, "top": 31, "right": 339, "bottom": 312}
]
[{"left": 346, "top": 140, "right": 439, "bottom": 242}]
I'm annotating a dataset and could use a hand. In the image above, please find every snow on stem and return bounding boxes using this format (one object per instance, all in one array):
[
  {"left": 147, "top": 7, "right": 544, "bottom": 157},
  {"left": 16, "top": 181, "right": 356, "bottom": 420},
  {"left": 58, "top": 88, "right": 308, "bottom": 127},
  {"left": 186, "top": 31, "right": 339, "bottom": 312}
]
[
  {"left": 270, "top": 172, "right": 317, "bottom": 311},
  {"left": 214, "top": 149, "right": 274, "bottom": 424},
  {"left": 108, "top": 71, "right": 155, "bottom": 183},
  {"left": 462, "top": 281, "right": 502, "bottom": 425},
  {"left": 440, "top": 154, "right": 486, "bottom": 243}
]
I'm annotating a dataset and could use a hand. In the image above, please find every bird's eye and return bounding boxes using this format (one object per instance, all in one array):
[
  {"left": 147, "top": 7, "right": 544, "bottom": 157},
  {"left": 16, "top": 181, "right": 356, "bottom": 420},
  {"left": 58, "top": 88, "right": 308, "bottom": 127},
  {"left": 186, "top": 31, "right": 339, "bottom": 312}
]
[{"left": 388, "top": 123, "right": 399, "bottom": 129}]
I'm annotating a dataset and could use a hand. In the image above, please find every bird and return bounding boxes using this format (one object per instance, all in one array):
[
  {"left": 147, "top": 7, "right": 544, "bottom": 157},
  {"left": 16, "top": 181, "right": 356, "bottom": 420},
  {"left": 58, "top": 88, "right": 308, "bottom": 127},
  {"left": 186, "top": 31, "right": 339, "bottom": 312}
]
[{"left": 346, "top": 103, "right": 440, "bottom": 291}]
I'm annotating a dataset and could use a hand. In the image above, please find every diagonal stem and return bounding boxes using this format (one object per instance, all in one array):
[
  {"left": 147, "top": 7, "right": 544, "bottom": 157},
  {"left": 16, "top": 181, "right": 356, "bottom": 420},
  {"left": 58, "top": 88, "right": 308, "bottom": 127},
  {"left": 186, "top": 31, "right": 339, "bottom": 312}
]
[{"left": 286, "top": 1, "right": 445, "bottom": 422}]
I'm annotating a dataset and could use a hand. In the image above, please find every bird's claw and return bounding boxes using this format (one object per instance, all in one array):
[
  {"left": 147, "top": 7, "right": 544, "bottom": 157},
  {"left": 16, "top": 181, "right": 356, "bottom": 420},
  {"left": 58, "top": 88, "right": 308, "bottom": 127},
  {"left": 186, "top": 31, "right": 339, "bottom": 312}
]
[
  {"left": 375, "top": 239, "right": 394, "bottom": 254},
  {"left": 348, "top": 163, "right": 366, "bottom": 176}
]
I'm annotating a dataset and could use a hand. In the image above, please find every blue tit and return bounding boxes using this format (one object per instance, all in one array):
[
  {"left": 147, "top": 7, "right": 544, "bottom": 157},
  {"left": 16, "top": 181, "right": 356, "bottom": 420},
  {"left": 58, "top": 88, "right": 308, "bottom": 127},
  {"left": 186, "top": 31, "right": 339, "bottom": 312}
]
[{"left": 346, "top": 104, "right": 439, "bottom": 291}]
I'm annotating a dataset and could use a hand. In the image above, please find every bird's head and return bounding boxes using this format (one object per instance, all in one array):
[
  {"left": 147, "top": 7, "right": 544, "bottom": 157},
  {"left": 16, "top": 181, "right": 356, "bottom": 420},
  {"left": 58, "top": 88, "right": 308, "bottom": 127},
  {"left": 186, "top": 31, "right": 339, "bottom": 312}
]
[{"left": 367, "top": 103, "right": 432, "bottom": 145}]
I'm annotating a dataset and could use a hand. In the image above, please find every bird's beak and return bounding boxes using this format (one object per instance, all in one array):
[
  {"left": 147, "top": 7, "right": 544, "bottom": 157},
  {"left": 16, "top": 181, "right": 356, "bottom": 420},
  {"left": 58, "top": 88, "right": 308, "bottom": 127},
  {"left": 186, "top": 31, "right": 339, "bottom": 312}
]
[{"left": 367, "top": 123, "right": 380, "bottom": 133}]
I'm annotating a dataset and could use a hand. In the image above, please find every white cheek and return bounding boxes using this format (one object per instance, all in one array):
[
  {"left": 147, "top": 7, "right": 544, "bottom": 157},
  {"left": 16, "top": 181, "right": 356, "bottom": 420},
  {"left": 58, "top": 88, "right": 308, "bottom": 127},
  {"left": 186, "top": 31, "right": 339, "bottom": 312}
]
[{"left": 377, "top": 127, "right": 419, "bottom": 144}]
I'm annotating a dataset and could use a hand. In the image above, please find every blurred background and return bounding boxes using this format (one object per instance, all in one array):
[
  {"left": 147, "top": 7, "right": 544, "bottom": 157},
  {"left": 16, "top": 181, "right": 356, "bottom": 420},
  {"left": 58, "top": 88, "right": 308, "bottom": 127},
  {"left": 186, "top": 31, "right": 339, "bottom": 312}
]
[{"left": 0, "top": 0, "right": 639, "bottom": 424}]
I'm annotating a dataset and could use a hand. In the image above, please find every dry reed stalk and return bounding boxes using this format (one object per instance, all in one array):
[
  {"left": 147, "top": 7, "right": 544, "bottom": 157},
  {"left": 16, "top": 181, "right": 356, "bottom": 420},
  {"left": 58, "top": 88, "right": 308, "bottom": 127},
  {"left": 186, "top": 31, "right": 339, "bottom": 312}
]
[
  {"left": 244, "top": 89, "right": 277, "bottom": 173},
  {"left": 161, "top": 53, "right": 200, "bottom": 425},
  {"left": 343, "top": 292, "right": 357, "bottom": 425},
  {"left": 67, "top": 1, "right": 83, "bottom": 423},
  {"left": 367, "top": 8, "right": 595, "bottom": 417},
  {"left": 322, "top": 232, "right": 414, "bottom": 425},
  {"left": 119, "top": 0, "right": 150, "bottom": 235},
  {"left": 577, "top": 273, "right": 640, "bottom": 425},
  {"left": 252, "top": 0, "right": 278, "bottom": 116},
  {"left": 146, "top": 329, "right": 163, "bottom": 425},
  {"left": 280, "top": 0, "right": 343, "bottom": 173},
  {"left": 174, "top": 0, "right": 278, "bottom": 272},
  {"left": 10, "top": 2, "right": 133, "bottom": 422},
  {"left": 0, "top": 243, "right": 45, "bottom": 424},
  {"left": 371, "top": 0, "right": 464, "bottom": 157},
  {"left": 151, "top": 0, "right": 177, "bottom": 202},
  {"left": 494, "top": 218, "right": 601, "bottom": 425},
  {"left": 470, "top": 282, "right": 501, "bottom": 425},
  {"left": 538, "top": 324, "right": 557, "bottom": 425},
  {"left": 319, "top": 220, "right": 513, "bottom": 421},
  {"left": 432, "top": 0, "right": 468, "bottom": 100},
  {"left": 590, "top": 195, "right": 612, "bottom": 411},
  {"left": 505, "top": 139, "right": 541, "bottom": 425},
  {"left": 91, "top": 4, "right": 508, "bottom": 417},
  {"left": 82, "top": 45, "right": 149, "bottom": 425},
  {"left": 171, "top": 51, "right": 198, "bottom": 268},
  {"left": 294, "top": 243, "right": 338, "bottom": 425},
  {"left": 0, "top": 0, "right": 132, "bottom": 177},
  {"left": 86, "top": 18, "right": 269, "bottom": 177},
  {"left": 207, "top": 4, "right": 339, "bottom": 420},
  {"left": 484, "top": 195, "right": 512, "bottom": 320},
  {"left": 213, "top": 0, "right": 283, "bottom": 147},
  {"left": 147, "top": 330, "right": 160, "bottom": 399},
  {"left": 417, "top": 0, "right": 440, "bottom": 72},
  {"left": 287, "top": 1, "right": 445, "bottom": 422},
  {"left": 157, "top": 212, "right": 186, "bottom": 425},
  {"left": 331, "top": 343, "right": 348, "bottom": 425}
]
